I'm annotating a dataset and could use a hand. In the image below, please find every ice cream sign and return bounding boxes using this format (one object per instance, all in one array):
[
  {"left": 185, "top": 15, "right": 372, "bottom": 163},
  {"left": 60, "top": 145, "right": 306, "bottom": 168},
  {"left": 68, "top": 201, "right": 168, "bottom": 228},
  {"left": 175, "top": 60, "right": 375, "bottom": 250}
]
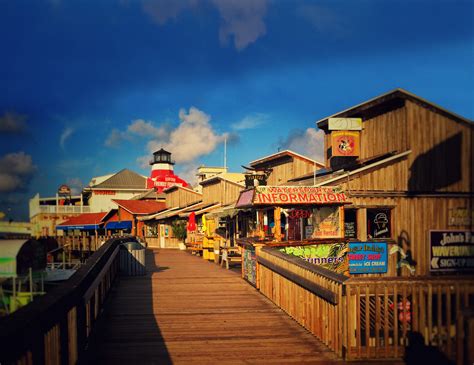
[{"left": 348, "top": 242, "right": 388, "bottom": 274}]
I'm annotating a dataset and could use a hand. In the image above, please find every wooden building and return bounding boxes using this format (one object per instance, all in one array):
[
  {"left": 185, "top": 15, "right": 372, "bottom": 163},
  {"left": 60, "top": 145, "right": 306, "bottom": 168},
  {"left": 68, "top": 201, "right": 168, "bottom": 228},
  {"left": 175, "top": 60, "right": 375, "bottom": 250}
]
[
  {"left": 249, "top": 150, "right": 324, "bottom": 186},
  {"left": 285, "top": 88, "right": 473, "bottom": 277}
]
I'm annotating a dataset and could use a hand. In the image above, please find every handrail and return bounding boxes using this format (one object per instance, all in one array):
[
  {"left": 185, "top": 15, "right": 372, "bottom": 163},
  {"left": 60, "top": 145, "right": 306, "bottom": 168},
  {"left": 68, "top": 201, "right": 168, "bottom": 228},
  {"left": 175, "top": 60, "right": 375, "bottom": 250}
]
[{"left": 0, "top": 236, "right": 134, "bottom": 364}]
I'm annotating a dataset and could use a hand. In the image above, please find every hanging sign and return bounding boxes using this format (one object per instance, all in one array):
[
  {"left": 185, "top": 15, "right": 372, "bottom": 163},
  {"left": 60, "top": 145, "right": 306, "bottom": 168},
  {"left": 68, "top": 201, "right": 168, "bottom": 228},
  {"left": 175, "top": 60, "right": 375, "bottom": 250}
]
[
  {"left": 58, "top": 184, "right": 71, "bottom": 195},
  {"left": 348, "top": 242, "right": 388, "bottom": 274},
  {"left": 253, "top": 186, "right": 347, "bottom": 205},
  {"left": 328, "top": 118, "right": 363, "bottom": 131},
  {"left": 312, "top": 206, "right": 343, "bottom": 239},
  {"left": 430, "top": 230, "right": 474, "bottom": 272},
  {"left": 367, "top": 209, "right": 391, "bottom": 239},
  {"left": 332, "top": 131, "right": 360, "bottom": 157}
]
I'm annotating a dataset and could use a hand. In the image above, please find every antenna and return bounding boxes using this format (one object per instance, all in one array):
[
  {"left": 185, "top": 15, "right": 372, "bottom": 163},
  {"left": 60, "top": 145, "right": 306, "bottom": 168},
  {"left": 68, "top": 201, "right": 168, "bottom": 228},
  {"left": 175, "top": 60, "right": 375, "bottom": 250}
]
[{"left": 224, "top": 136, "right": 227, "bottom": 170}]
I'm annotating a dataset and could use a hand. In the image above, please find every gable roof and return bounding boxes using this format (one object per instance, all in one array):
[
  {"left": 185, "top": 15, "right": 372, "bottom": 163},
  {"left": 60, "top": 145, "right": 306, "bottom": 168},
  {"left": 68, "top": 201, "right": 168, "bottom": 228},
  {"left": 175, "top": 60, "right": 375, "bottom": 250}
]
[
  {"left": 316, "top": 88, "right": 472, "bottom": 128},
  {"left": 163, "top": 185, "right": 202, "bottom": 195},
  {"left": 199, "top": 173, "right": 245, "bottom": 187},
  {"left": 131, "top": 189, "right": 166, "bottom": 200},
  {"left": 56, "top": 212, "right": 109, "bottom": 227},
  {"left": 113, "top": 199, "right": 167, "bottom": 215},
  {"left": 91, "top": 169, "right": 147, "bottom": 190},
  {"left": 250, "top": 150, "right": 324, "bottom": 168}
]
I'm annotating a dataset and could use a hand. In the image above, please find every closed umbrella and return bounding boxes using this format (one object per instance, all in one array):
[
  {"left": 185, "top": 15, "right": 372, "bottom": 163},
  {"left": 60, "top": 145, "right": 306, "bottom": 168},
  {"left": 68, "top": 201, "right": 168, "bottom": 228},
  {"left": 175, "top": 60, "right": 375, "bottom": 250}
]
[{"left": 187, "top": 212, "right": 196, "bottom": 231}]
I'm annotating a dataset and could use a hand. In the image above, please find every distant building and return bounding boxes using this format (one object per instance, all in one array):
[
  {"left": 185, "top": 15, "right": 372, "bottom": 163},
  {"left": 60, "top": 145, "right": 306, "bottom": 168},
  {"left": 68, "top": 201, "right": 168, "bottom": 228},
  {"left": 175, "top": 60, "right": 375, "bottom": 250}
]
[
  {"left": 146, "top": 149, "right": 189, "bottom": 192},
  {"left": 83, "top": 169, "right": 149, "bottom": 212}
]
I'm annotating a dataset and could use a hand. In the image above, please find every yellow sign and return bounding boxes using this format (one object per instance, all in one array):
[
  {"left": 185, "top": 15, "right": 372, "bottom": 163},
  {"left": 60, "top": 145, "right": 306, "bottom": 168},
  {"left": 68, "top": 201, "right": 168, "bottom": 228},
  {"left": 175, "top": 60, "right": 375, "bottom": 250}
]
[{"left": 328, "top": 118, "right": 362, "bottom": 130}]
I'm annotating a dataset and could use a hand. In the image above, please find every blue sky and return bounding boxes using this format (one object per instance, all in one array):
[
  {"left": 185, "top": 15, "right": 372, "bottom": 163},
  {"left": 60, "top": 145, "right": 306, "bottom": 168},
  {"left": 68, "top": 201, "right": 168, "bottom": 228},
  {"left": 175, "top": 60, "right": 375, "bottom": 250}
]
[{"left": 0, "top": 0, "right": 473, "bottom": 220}]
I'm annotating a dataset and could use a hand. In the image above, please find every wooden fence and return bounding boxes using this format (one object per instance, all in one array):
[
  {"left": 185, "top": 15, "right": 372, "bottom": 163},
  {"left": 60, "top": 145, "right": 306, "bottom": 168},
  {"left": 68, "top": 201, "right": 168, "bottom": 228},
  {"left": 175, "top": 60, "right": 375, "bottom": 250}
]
[
  {"left": 0, "top": 237, "right": 132, "bottom": 364},
  {"left": 257, "top": 247, "right": 474, "bottom": 363}
]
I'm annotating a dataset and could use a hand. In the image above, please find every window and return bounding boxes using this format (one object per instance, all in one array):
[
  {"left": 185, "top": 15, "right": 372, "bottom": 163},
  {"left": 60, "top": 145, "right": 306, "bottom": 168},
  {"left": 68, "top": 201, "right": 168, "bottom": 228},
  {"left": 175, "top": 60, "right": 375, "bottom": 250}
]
[
  {"left": 344, "top": 209, "right": 357, "bottom": 239},
  {"left": 367, "top": 208, "right": 391, "bottom": 239}
]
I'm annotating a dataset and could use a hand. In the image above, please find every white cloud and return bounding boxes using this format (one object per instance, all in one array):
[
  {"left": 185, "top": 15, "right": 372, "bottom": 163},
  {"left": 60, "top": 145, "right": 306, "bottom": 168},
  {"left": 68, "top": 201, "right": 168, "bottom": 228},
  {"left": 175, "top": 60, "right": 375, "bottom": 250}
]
[
  {"left": 139, "top": 0, "right": 268, "bottom": 50},
  {"left": 160, "top": 107, "right": 227, "bottom": 163},
  {"left": 104, "top": 129, "right": 125, "bottom": 147},
  {"left": 0, "top": 112, "right": 27, "bottom": 134},
  {"left": 141, "top": 0, "right": 198, "bottom": 25},
  {"left": 176, "top": 162, "right": 200, "bottom": 187},
  {"left": 213, "top": 0, "right": 268, "bottom": 50},
  {"left": 279, "top": 128, "right": 325, "bottom": 162},
  {"left": 60, "top": 127, "right": 74, "bottom": 149},
  {"left": 0, "top": 152, "right": 36, "bottom": 193},
  {"left": 127, "top": 119, "right": 169, "bottom": 139},
  {"left": 231, "top": 113, "right": 268, "bottom": 130}
]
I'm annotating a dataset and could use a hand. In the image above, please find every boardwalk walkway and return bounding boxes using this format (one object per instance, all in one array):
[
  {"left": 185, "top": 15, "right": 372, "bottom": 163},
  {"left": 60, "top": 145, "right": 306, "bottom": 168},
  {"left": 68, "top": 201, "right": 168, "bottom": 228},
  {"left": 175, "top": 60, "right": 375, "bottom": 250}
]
[{"left": 88, "top": 249, "right": 346, "bottom": 364}]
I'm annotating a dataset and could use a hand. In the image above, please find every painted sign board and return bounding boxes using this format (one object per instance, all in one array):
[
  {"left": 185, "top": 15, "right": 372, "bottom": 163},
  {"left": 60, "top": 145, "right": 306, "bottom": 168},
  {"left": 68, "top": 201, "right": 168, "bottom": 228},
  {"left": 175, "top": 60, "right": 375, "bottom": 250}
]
[
  {"left": 332, "top": 131, "right": 360, "bottom": 157},
  {"left": 429, "top": 230, "right": 474, "bottom": 272},
  {"left": 448, "top": 208, "right": 473, "bottom": 226},
  {"left": 253, "top": 186, "right": 347, "bottom": 205},
  {"left": 367, "top": 209, "right": 391, "bottom": 239},
  {"left": 348, "top": 242, "right": 388, "bottom": 274},
  {"left": 281, "top": 243, "right": 348, "bottom": 275},
  {"left": 328, "top": 118, "right": 363, "bottom": 131},
  {"left": 312, "top": 206, "right": 343, "bottom": 239},
  {"left": 235, "top": 189, "right": 255, "bottom": 208}
]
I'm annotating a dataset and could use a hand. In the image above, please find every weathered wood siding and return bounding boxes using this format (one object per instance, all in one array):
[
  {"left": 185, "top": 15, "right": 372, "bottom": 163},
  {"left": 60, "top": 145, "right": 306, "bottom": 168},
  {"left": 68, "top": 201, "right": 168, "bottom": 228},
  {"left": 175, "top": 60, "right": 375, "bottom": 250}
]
[
  {"left": 202, "top": 180, "right": 244, "bottom": 205},
  {"left": 165, "top": 188, "right": 201, "bottom": 208},
  {"left": 341, "top": 194, "right": 472, "bottom": 277},
  {"left": 406, "top": 100, "right": 473, "bottom": 193},
  {"left": 265, "top": 157, "right": 320, "bottom": 185}
]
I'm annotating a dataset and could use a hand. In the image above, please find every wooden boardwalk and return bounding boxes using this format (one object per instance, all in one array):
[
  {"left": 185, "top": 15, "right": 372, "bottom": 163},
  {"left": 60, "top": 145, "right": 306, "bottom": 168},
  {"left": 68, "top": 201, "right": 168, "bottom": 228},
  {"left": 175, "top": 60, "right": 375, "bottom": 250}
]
[{"left": 88, "top": 249, "right": 347, "bottom": 364}]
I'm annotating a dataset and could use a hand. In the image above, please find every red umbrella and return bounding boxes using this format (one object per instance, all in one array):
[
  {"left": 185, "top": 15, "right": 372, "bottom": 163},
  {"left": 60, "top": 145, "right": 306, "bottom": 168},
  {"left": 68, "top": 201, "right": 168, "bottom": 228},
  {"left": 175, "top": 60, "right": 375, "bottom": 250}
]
[{"left": 187, "top": 211, "right": 196, "bottom": 231}]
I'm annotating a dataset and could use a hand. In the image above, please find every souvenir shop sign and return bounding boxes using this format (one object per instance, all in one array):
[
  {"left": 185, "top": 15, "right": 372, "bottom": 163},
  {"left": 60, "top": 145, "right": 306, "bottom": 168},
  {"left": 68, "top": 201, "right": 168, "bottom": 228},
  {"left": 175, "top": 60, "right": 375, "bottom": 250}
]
[
  {"left": 312, "top": 206, "right": 343, "bottom": 239},
  {"left": 328, "top": 118, "right": 363, "bottom": 131},
  {"left": 252, "top": 186, "right": 347, "bottom": 205},
  {"left": 332, "top": 131, "right": 360, "bottom": 157},
  {"left": 430, "top": 230, "right": 474, "bottom": 272},
  {"left": 348, "top": 242, "right": 388, "bottom": 274},
  {"left": 281, "top": 243, "right": 348, "bottom": 275}
]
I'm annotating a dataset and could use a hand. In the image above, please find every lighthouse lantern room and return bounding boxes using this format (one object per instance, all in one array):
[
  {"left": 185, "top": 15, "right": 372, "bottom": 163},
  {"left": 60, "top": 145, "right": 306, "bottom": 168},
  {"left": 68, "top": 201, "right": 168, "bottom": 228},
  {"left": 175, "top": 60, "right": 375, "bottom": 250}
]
[{"left": 147, "top": 148, "right": 189, "bottom": 192}]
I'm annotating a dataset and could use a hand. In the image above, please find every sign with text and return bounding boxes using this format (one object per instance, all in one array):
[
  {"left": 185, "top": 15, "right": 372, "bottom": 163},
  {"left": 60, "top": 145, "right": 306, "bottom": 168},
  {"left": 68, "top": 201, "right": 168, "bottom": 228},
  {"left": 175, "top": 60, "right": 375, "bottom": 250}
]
[
  {"left": 430, "top": 230, "right": 474, "bottom": 272},
  {"left": 367, "top": 209, "right": 391, "bottom": 239},
  {"left": 328, "top": 118, "right": 363, "bottom": 131},
  {"left": 349, "top": 242, "right": 388, "bottom": 274},
  {"left": 448, "top": 208, "right": 473, "bottom": 226},
  {"left": 332, "top": 131, "right": 360, "bottom": 157},
  {"left": 312, "top": 206, "right": 343, "bottom": 239},
  {"left": 253, "top": 186, "right": 348, "bottom": 205},
  {"left": 281, "top": 243, "right": 348, "bottom": 275}
]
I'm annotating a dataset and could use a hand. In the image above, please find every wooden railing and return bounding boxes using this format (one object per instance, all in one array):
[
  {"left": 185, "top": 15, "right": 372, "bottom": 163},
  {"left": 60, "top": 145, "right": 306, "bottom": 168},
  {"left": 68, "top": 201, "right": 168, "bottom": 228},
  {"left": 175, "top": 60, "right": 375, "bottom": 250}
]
[
  {"left": 0, "top": 237, "right": 133, "bottom": 364},
  {"left": 257, "top": 247, "right": 474, "bottom": 362},
  {"left": 258, "top": 247, "right": 348, "bottom": 356},
  {"left": 56, "top": 235, "right": 108, "bottom": 252}
]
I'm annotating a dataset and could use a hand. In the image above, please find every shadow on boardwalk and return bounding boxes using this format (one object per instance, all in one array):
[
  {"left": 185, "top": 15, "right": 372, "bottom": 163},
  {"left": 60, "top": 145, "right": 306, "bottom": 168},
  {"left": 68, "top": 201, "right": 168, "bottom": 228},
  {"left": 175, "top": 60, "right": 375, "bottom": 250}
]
[
  {"left": 86, "top": 249, "right": 405, "bottom": 364},
  {"left": 84, "top": 249, "right": 172, "bottom": 364}
]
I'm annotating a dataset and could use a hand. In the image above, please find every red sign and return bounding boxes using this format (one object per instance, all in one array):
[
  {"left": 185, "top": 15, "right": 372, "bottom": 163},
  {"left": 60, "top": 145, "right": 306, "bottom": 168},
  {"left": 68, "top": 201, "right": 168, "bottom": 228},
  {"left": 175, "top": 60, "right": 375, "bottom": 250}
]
[
  {"left": 288, "top": 209, "right": 312, "bottom": 219},
  {"left": 332, "top": 131, "right": 360, "bottom": 157},
  {"left": 253, "top": 186, "right": 347, "bottom": 205},
  {"left": 94, "top": 190, "right": 116, "bottom": 195}
]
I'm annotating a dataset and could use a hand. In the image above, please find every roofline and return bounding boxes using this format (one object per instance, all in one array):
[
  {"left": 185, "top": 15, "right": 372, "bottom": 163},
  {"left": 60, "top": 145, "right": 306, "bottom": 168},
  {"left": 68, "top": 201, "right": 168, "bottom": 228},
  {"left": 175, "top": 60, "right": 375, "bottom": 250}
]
[
  {"left": 316, "top": 88, "right": 472, "bottom": 128},
  {"left": 112, "top": 200, "right": 165, "bottom": 215},
  {"left": 84, "top": 187, "right": 149, "bottom": 191},
  {"left": 163, "top": 185, "right": 202, "bottom": 195},
  {"left": 56, "top": 212, "right": 109, "bottom": 226},
  {"left": 199, "top": 175, "right": 245, "bottom": 188},
  {"left": 314, "top": 150, "right": 412, "bottom": 187},
  {"left": 249, "top": 149, "right": 324, "bottom": 167}
]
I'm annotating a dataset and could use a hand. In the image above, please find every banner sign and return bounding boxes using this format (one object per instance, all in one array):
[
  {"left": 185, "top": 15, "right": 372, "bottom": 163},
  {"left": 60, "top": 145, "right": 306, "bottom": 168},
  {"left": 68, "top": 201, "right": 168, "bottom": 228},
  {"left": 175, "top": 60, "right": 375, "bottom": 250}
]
[
  {"left": 280, "top": 243, "right": 348, "bottom": 275},
  {"left": 328, "top": 118, "right": 363, "bottom": 131},
  {"left": 312, "top": 206, "right": 343, "bottom": 239},
  {"left": 253, "top": 186, "right": 347, "bottom": 205},
  {"left": 430, "top": 230, "right": 474, "bottom": 272},
  {"left": 332, "top": 131, "right": 360, "bottom": 157},
  {"left": 348, "top": 242, "right": 388, "bottom": 274}
]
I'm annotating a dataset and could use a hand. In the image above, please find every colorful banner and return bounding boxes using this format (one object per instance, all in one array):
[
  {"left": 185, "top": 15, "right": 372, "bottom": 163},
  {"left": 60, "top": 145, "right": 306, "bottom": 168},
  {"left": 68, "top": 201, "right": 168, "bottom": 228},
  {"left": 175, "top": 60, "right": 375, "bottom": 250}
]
[
  {"left": 430, "top": 230, "right": 474, "bottom": 272},
  {"left": 331, "top": 131, "right": 360, "bottom": 157},
  {"left": 280, "top": 243, "right": 348, "bottom": 275},
  {"left": 348, "top": 242, "right": 388, "bottom": 274},
  {"left": 252, "top": 186, "right": 347, "bottom": 205}
]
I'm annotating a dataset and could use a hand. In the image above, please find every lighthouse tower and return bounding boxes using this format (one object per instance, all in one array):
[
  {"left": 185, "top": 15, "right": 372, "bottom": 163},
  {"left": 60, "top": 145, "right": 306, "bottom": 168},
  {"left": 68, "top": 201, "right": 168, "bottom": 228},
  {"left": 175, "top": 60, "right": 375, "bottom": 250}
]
[{"left": 146, "top": 148, "right": 189, "bottom": 192}]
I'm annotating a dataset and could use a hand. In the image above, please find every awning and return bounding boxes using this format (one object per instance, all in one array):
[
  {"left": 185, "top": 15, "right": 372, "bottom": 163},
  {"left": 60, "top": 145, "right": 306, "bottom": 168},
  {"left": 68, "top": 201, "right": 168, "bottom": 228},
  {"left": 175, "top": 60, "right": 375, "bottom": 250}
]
[
  {"left": 56, "top": 224, "right": 100, "bottom": 231},
  {"left": 192, "top": 203, "right": 222, "bottom": 216},
  {"left": 105, "top": 221, "right": 132, "bottom": 230}
]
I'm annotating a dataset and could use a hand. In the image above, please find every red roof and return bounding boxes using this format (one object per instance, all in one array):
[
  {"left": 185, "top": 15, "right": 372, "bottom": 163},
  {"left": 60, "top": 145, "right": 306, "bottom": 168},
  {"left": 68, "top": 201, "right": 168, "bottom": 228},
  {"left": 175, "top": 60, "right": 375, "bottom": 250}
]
[
  {"left": 57, "top": 212, "right": 108, "bottom": 227},
  {"left": 113, "top": 199, "right": 167, "bottom": 215}
]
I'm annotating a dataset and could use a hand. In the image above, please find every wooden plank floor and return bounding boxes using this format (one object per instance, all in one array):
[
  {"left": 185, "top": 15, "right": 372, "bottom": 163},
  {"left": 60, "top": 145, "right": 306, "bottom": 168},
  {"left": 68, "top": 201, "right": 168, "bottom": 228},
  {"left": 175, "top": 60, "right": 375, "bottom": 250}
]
[{"left": 88, "top": 249, "right": 348, "bottom": 364}]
